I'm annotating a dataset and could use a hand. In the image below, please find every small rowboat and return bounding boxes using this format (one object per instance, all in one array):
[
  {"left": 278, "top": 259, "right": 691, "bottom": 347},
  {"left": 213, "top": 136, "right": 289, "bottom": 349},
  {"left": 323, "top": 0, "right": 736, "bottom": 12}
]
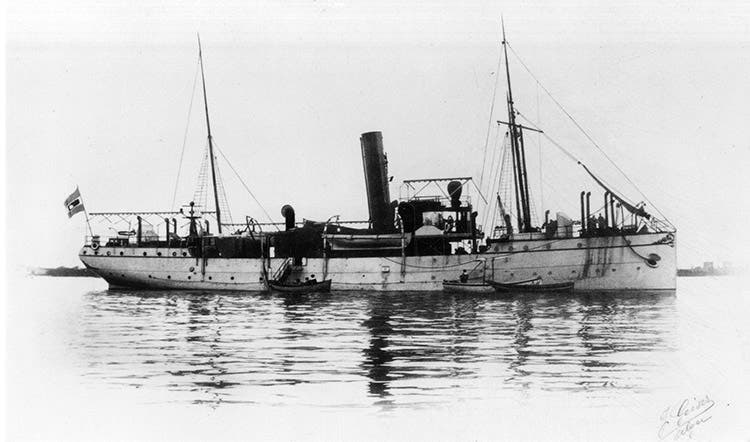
[
  {"left": 442, "top": 280, "right": 495, "bottom": 294},
  {"left": 488, "top": 277, "right": 574, "bottom": 293},
  {"left": 268, "top": 279, "right": 332, "bottom": 293}
]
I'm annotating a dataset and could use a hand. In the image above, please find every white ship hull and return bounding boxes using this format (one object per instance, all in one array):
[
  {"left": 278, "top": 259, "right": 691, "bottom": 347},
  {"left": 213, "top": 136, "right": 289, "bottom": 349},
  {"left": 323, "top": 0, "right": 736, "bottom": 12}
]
[{"left": 79, "top": 231, "right": 676, "bottom": 292}]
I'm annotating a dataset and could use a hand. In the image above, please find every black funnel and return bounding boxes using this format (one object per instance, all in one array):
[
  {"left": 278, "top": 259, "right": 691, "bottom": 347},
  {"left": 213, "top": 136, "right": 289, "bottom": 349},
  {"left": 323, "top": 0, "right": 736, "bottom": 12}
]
[{"left": 360, "top": 131, "right": 393, "bottom": 232}]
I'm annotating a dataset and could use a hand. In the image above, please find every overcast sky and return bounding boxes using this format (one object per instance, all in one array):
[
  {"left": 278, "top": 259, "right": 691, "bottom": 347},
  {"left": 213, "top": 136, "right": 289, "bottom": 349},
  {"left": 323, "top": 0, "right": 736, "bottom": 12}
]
[{"left": 6, "top": 0, "right": 750, "bottom": 268}]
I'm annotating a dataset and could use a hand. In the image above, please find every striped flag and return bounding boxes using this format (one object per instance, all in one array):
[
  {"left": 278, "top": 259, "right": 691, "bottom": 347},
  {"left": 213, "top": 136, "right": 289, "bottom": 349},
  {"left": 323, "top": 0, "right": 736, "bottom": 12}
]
[{"left": 64, "top": 187, "right": 85, "bottom": 218}]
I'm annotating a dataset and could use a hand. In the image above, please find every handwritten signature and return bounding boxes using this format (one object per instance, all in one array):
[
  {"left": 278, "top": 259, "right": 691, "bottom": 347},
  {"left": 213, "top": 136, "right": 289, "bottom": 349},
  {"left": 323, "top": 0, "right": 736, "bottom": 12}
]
[{"left": 658, "top": 395, "right": 715, "bottom": 440}]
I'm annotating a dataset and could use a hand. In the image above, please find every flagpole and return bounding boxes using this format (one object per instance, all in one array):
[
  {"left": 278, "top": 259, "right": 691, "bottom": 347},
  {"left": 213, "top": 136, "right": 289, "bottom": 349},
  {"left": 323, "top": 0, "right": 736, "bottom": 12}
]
[
  {"left": 83, "top": 206, "right": 94, "bottom": 239},
  {"left": 78, "top": 187, "right": 95, "bottom": 240}
]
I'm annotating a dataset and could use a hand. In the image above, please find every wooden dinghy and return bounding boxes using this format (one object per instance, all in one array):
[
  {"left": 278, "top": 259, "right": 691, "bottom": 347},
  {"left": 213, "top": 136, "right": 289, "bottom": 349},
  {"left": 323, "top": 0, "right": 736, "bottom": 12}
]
[
  {"left": 268, "top": 279, "right": 332, "bottom": 293},
  {"left": 488, "top": 277, "right": 574, "bottom": 293},
  {"left": 442, "top": 280, "right": 495, "bottom": 294}
]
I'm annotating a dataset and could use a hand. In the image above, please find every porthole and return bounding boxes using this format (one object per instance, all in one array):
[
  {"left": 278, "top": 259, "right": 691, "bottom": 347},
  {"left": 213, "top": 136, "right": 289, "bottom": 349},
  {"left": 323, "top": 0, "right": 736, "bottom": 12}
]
[
  {"left": 148, "top": 275, "right": 152, "bottom": 278},
  {"left": 595, "top": 269, "right": 600, "bottom": 274},
  {"left": 259, "top": 277, "right": 264, "bottom": 281},
  {"left": 646, "top": 253, "right": 660, "bottom": 268},
  {"left": 157, "top": 252, "right": 162, "bottom": 256},
  {"left": 611, "top": 268, "right": 616, "bottom": 272},
  {"left": 119, "top": 251, "right": 124, "bottom": 256},
  {"left": 230, "top": 276, "right": 235, "bottom": 281},
  {"left": 188, "top": 276, "right": 191, "bottom": 280},
  {"left": 547, "top": 271, "right": 552, "bottom": 275},
  {"left": 94, "top": 251, "right": 99, "bottom": 255},
  {"left": 189, "top": 266, "right": 195, "bottom": 272},
  {"left": 532, "top": 272, "right": 537, "bottom": 276},
  {"left": 83, "top": 250, "right": 87, "bottom": 255},
  {"left": 106, "top": 251, "right": 111, "bottom": 256},
  {"left": 167, "top": 275, "right": 171, "bottom": 279},
  {"left": 508, "top": 246, "right": 514, "bottom": 251},
  {"left": 172, "top": 252, "right": 176, "bottom": 257},
  {"left": 510, "top": 273, "right": 514, "bottom": 277},
  {"left": 208, "top": 276, "right": 212, "bottom": 280},
  {"left": 121, "top": 274, "right": 125, "bottom": 277},
  {"left": 577, "top": 243, "right": 583, "bottom": 248},
  {"left": 637, "top": 266, "right": 641, "bottom": 270},
  {"left": 523, "top": 245, "right": 529, "bottom": 251},
  {"left": 431, "top": 275, "right": 436, "bottom": 280},
  {"left": 362, "top": 274, "right": 366, "bottom": 278},
  {"left": 571, "top": 270, "right": 577, "bottom": 274},
  {"left": 182, "top": 252, "right": 187, "bottom": 257},
  {"left": 143, "top": 252, "right": 147, "bottom": 256}
]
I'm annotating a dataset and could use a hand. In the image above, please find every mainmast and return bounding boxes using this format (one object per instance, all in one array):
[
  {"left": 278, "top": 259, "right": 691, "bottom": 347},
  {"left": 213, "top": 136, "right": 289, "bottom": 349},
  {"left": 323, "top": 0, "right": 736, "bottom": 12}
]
[
  {"left": 501, "top": 20, "right": 533, "bottom": 232},
  {"left": 198, "top": 34, "right": 223, "bottom": 234}
]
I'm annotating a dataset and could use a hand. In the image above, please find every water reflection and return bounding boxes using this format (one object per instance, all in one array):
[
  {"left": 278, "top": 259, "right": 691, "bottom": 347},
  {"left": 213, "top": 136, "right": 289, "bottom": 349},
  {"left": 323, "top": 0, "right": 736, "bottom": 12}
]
[{"left": 74, "top": 289, "right": 676, "bottom": 407}]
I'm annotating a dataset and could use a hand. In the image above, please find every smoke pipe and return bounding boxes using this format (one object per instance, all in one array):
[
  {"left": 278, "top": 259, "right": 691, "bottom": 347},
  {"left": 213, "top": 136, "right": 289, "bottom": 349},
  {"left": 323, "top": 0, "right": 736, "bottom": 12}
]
[
  {"left": 585, "top": 192, "right": 591, "bottom": 231},
  {"left": 580, "top": 191, "right": 586, "bottom": 231},
  {"left": 603, "top": 192, "right": 610, "bottom": 229},
  {"left": 165, "top": 217, "right": 170, "bottom": 242},
  {"left": 544, "top": 210, "right": 550, "bottom": 226},
  {"left": 172, "top": 218, "right": 177, "bottom": 235},
  {"left": 137, "top": 216, "right": 142, "bottom": 245},
  {"left": 205, "top": 220, "right": 210, "bottom": 235},
  {"left": 610, "top": 196, "right": 616, "bottom": 228}
]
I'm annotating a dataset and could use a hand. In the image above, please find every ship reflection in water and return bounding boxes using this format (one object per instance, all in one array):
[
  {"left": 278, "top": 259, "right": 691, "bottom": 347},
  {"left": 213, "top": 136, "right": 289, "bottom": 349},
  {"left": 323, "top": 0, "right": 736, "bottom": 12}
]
[{"left": 74, "top": 289, "right": 676, "bottom": 408}]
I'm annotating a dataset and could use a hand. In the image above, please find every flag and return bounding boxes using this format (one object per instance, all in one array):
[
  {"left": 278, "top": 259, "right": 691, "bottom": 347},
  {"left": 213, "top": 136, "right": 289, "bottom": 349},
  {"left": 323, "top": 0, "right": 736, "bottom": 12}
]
[{"left": 64, "top": 187, "right": 85, "bottom": 218}]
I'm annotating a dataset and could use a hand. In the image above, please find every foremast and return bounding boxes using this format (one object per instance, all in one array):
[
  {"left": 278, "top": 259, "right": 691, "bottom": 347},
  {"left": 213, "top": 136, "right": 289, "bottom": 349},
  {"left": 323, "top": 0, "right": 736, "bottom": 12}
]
[
  {"left": 197, "top": 34, "right": 223, "bottom": 234},
  {"left": 501, "top": 20, "right": 533, "bottom": 233}
]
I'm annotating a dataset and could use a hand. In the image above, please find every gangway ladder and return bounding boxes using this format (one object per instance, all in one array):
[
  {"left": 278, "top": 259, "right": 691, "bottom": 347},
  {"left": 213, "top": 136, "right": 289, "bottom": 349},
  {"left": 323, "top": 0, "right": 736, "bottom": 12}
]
[{"left": 271, "top": 257, "right": 293, "bottom": 282}]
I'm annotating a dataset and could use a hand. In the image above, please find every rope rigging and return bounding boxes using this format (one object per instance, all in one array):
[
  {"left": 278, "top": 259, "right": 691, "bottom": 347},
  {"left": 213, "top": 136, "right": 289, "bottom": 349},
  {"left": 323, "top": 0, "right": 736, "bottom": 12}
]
[
  {"left": 171, "top": 59, "right": 200, "bottom": 210},
  {"left": 212, "top": 139, "right": 280, "bottom": 231},
  {"left": 478, "top": 45, "right": 506, "bottom": 193},
  {"left": 505, "top": 42, "right": 672, "bottom": 226}
]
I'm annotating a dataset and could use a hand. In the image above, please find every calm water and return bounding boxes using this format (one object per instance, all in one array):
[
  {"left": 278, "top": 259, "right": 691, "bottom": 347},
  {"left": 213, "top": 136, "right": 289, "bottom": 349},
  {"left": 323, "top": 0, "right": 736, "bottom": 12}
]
[{"left": 6, "top": 273, "right": 750, "bottom": 440}]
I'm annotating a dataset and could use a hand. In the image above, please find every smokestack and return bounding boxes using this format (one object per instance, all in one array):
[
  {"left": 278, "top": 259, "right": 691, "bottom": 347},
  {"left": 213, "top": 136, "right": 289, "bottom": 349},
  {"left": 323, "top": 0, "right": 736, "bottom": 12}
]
[
  {"left": 585, "top": 192, "right": 591, "bottom": 232},
  {"left": 360, "top": 131, "right": 393, "bottom": 232}
]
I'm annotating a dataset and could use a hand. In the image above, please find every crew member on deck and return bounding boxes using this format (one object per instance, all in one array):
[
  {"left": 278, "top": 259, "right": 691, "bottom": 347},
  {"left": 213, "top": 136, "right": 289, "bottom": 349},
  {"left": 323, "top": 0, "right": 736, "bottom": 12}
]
[
  {"left": 445, "top": 215, "right": 454, "bottom": 232},
  {"left": 459, "top": 270, "right": 469, "bottom": 283}
]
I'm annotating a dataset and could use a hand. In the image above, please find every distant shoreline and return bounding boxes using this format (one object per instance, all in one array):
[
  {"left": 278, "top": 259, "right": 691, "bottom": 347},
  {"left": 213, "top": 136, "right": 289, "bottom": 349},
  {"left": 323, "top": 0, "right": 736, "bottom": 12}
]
[
  {"left": 29, "top": 266, "right": 98, "bottom": 278},
  {"left": 677, "top": 268, "right": 737, "bottom": 277}
]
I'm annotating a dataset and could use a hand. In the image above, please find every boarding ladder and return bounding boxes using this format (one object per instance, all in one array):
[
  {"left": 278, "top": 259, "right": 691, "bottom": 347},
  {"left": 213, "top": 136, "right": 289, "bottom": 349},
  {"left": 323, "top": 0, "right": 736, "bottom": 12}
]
[{"left": 271, "top": 257, "right": 293, "bottom": 282}]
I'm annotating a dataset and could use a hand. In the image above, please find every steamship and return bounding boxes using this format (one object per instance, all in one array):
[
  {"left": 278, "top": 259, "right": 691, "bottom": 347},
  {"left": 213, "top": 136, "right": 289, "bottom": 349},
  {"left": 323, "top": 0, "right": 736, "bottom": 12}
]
[{"left": 78, "top": 33, "right": 677, "bottom": 292}]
